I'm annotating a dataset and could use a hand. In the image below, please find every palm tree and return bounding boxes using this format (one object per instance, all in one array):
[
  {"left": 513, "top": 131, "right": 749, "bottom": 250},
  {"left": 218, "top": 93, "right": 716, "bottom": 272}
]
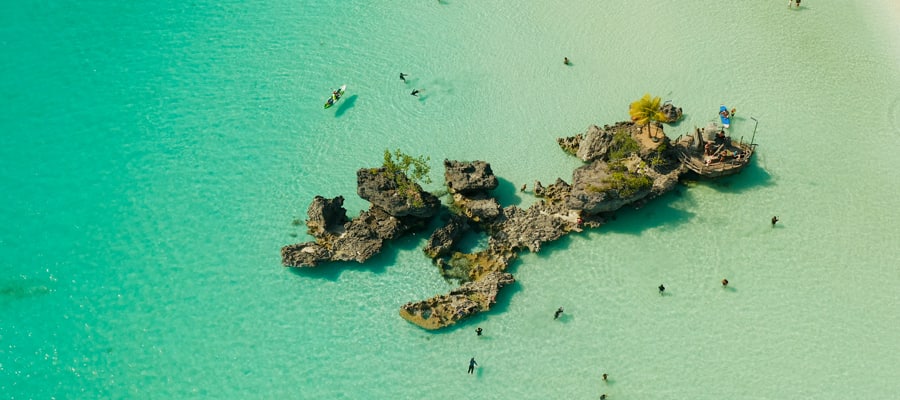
[{"left": 628, "top": 94, "right": 667, "bottom": 141}]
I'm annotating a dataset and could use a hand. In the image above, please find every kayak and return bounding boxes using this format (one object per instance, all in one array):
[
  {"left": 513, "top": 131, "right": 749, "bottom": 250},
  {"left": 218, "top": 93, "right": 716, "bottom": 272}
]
[
  {"left": 719, "top": 105, "right": 731, "bottom": 128},
  {"left": 324, "top": 85, "right": 347, "bottom": 109}
]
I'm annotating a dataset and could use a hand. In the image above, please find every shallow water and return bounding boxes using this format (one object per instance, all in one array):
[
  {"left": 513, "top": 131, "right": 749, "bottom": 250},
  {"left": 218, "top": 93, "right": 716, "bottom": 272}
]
[{"left": 2, "top": 1, "right": 899, "bottom": 398}]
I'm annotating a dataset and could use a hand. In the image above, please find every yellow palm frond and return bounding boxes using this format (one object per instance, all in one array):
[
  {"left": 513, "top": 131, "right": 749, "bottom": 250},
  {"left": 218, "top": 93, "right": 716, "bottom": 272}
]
[{"left": 628, "top": 93, "right": 665, "bottom": 126}]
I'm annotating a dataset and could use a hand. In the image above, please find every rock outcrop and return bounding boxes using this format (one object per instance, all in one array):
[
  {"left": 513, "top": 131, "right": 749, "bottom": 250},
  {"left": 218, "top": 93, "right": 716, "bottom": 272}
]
[
  {"left": 357, "top": 168, "right": 440, "bottom": 218},
  {"left": 443, "top": 159, "right": 499, "bottom": 194},
  {"left": 399, "top": 271, "right": 514, "bottom": 330},
  {"left": 286, "top": 112, "right": 740, "bottom": 331},
  {"left": 661, "top": 102, "right": 683, "bottom": 123},
  {"left": 575, "top": 125, "right": 614, "bottom": 162},
  {"left": 281, "top": 167, "right": 438, "bottom": 267}
]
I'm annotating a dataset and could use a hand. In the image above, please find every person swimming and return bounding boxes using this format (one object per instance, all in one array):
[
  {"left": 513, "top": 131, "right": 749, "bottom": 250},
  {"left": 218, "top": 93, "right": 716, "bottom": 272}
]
[
  {"left": 400, "top": 72, "right": 407, "bottom": 82},
  {"left": 554, "top": 307, "right": 564, "bottom": 319},
  {"left": 659, "top": 284, "right": 666, "bottom": 294},
  {"left": 411, "top": 89, "right": 420, "bottom": 96}
]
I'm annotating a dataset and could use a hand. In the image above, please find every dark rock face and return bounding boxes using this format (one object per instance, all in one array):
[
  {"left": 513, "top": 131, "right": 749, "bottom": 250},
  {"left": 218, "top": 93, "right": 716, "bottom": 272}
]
[
  {"left": 356, "top": 168, "right": 440, "bottom": 218},
  {"left": 423, "top": 214, "right": 469, "bottom": 259},
  {"left": 556, "top": 134, "right": 582, "bottom": 156},
  {"left": 443, "top": 159, "right": 499, "bottom": 194},
  {"left": 305, "top": 196, "right": 350, "bottom": 237},
  {"left": 661, "top": 102, "right": 683, "bottom": 123},
  {"left": 281, "top": 203, "right": 410, "bottom": 267}
]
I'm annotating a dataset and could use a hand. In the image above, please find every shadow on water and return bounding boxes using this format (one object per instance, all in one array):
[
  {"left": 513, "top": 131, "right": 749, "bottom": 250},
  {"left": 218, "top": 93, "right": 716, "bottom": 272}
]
[
  {"left": 493, "top": 177, "right": 526, "bottom": 207},
  {"left": 599, "top": 189, "right": 697, "bottom": 236},
  {"left": 684, "top": 157, "right": 775, "bottom": 194},
  {"left": 334, "top": 94, "right": 358, "bottom": 117}
]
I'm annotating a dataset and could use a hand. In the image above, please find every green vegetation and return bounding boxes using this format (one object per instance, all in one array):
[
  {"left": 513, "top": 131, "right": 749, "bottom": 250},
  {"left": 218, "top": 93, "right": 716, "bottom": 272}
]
[
  {"left": 628, "top": 93, "right": 667, "bottom": 139},
  {"left": 608, "top": 128, "right": 641, "bottom": 161},
  {"left": 381, "top": 149, "right": 432, "bottom": 207},
  {"left": 587, "top": 162, "right": 652, "bottom": 199},
  {"left": 651, "top": 142, "right": 669, "bottom": 167}
]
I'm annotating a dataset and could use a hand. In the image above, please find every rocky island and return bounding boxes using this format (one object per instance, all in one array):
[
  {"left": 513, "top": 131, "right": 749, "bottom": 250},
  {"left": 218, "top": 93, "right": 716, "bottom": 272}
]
[{"left": 282, "top": 97, "right": 755, "bottom": 330}]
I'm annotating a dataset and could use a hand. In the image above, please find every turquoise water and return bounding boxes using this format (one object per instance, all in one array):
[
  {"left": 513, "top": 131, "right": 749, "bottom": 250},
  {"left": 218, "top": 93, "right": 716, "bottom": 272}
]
[{"left": 2, "top": 1, "right": 899, "bottom": 398}]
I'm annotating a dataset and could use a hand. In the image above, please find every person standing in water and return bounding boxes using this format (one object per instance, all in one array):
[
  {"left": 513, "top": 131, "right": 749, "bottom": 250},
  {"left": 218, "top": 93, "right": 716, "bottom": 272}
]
[
  {"left": 771, "top": 216, "right": 779, "bottom": 226},
  {"left": 468, "top": 357, "right": 478, "bottom": 374},
  {"left": 475, "top": 327, "right": 483, "bottom": 336},
  {"left": 400, "top": 72, "right": 407, "bottom": 82},
  {"left": 658, "top": 284, "right": 666, "bottom": 294},
  {"left": 554, "top": 307, "right": 564, "bottom": 320},
  {"left": 411, "top": 89, "right": 420, "bottom": 97}
]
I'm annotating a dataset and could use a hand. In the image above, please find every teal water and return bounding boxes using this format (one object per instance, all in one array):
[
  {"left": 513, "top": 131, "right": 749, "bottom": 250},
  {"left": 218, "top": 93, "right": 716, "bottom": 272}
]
[{"left": 2, "top": 1, "right": 899, "bottom": 398}]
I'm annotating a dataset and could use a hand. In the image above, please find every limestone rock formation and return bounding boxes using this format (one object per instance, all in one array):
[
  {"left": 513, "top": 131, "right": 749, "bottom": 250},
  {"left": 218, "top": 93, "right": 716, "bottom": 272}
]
[
  {"left": 285, "top": 114, "right": 748, "bottom": 330},
  {"left": 444, "top": 159, "right": 499, "bottom": 194},
  {"left": 566, "top": 159, "right": 652, "bottom": 213},
  {"left": 575, "top": 125, "right": 614, "bottom": 162},
  {"left": 305, "top": 195, "right": 350, "bottom": 237},
  {"left": 399, "top": 271, "right": 515, "bottom": 330},
  {"left": 423, "top": 214, "right": 469, "bottom": 259},
  {"left": 451, "top": 192, "right": 501, "bottom": 222},
  {"left": 660, "top": 102, "right": 683, "bottom": 123},
  {"left": 356, "top": 168, "right": 440, "bottom": 218}
]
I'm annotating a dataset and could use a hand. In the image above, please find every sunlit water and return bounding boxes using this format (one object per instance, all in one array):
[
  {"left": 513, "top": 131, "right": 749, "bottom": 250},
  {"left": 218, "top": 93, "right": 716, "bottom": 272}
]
[{"left": 2, "top": 1, "right": 899, "bottom": 398}]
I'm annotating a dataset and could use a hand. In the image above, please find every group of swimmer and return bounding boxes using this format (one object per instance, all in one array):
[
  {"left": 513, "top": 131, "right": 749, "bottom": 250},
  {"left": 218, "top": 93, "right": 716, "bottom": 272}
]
[{"left": 399, "top": 72, "right": 421, "bottom": 97}]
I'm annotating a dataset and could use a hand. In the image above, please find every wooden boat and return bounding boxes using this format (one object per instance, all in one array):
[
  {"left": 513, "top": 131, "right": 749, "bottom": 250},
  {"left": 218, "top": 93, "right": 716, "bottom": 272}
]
[{"left": 674, "top": 123, "right": 754, "bottom": 178}]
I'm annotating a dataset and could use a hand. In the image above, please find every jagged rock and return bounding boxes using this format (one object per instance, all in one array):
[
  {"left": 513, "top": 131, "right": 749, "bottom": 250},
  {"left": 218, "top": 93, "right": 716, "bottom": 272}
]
[
  {"left": 556, "top": 134, "right": 582, "bottom": 156},
  {"left": 356, "top": 168, "right": 440, "bottom": 218},
  {"left": 443, "top": 160, "right": 499, "bottom": 194},
  {"left": 661, "top": 102, "right": 683, "bottom": 123},
  {"left": 451, "top": 192, "right": 501, "bottom": 222},
  {"left": 566, "top": 159, "right": 652, "bottom": 213},
  {"left": 282, "top": 204, "right": 418, "bottom": 267},
  {"left": 575, "top": 125, "right": 614, "bottom": 162},
  {"left": 488, "top": 202, "right": 577, "bottom": 253},
  {"left": 281, "top": 242, "right": 333, "bottom": 267},
  {"left": 441, "top": 243, "right": 519, "bottom": 282},
  {"left": 424, "top": 214, "right": 470, "bottom": 259},
  {"left": 533, "top": 178, "right": 571, "bottom": 203},
  {"left": 399, "top": 271, "right": 515, "bottom": 330},
  {"left": 305, "top": 196, "right": 350, "bottom": 238},
  {"left": 284, "top": 113, "right": 750, "bottom": 330}
]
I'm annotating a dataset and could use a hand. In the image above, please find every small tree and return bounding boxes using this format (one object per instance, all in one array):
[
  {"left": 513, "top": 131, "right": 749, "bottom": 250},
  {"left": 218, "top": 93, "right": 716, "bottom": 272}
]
[
  {"left": 381, "top": 149, "right": 432, "bottom": 207},
  {"left": 628, "top": 93, "right": 667, "bottom": 141}
]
